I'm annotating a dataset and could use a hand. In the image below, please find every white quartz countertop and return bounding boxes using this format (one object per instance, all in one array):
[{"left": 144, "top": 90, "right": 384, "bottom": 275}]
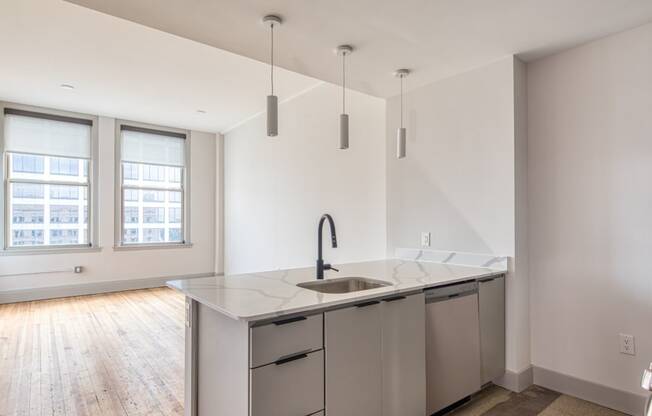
[{"left": 166, "top": 259, "right": 505, "bottom": 322}]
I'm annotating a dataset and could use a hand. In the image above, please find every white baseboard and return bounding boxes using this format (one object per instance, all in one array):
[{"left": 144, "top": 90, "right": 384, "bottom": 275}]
[
  {"left": 0, "top": 272, "right": 215, "bottom": 304},
  {"left": 495, "top": 366, "right": 534, "bottom": 393},
  {"left": 533, "top": 366, "right": 648, "bottom": 416}
]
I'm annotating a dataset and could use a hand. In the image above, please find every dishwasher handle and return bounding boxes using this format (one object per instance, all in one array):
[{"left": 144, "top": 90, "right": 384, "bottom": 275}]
[{"left": 425, "top": 281, "right": 478, "bottom": 303}]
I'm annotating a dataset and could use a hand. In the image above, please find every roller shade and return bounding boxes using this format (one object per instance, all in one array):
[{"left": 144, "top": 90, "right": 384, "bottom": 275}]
[
  {"left": 4, "top": 110, "right": 92, "bottom": 159},
  {"left": 121, "top": 125, "right": 185, "bottom": 167}
]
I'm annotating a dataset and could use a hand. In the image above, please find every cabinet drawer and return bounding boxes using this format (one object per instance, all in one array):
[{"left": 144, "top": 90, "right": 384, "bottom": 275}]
[
  {"left": 250, "top": 350, "right": 324, "bottom": 416},
  {"left": 250, "top": 314, "right": 323, "bottom": 368}
]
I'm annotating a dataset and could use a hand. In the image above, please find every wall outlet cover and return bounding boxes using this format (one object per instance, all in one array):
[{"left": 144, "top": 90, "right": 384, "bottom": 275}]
[
  {"left": 619, "top": 333, "right": 635, "bottom": 356},
  {"left": 421, "top": 232, "right": 431, "bottom": 248}
]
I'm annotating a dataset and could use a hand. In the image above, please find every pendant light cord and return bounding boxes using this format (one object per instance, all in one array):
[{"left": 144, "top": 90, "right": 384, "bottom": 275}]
[
  {"left": 270, "top": 23, "right": 274, "bottom": 95},
  {"left": 342, "top": 51, "right": 346, "bottom": 114},
  {"left": 400, "top": 74, "right": 404, "bottom": 129}
]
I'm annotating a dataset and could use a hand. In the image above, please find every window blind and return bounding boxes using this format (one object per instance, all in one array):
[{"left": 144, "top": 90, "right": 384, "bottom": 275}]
[
  {"left": 4, "top": 110, "right": 92, "bottom": 159},
  {"left": 121, "top": 126, "right": 185, "bottom": 167}
]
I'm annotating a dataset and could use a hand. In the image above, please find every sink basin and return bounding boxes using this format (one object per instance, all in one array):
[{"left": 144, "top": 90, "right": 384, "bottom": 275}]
[{"left": 297, "top": 277, "right": 391, "bottom": 294}]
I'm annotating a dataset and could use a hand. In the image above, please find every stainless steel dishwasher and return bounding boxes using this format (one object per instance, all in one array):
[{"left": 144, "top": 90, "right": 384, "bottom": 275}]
[{"left": 425, "top": 281, "right": 481, "bottom": 415}]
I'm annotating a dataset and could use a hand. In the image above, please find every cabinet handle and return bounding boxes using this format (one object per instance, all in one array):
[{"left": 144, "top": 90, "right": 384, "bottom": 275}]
[
  {"left": 356, "top": 300, "right": 380, "bottom": 308},
  {"left": 273, "top": 316, "right": 307, "bottom": 326},
  {"left": 383, "top": 295, "right": 406, "bottom": 302},
  {"left": 275, "top": 353, "right": 308, "bottom": 366},
  {"left": 479, "top": 277, "right": 496, "bottom": 283}
]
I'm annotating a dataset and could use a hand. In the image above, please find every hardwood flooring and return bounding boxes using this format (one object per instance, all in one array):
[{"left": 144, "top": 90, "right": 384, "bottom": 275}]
[
  {"left": 0, "top": 287, "right": 632, "bottom": 416},
  {"left": 0, "top": 288, "right": 185, "bottom": 416}
]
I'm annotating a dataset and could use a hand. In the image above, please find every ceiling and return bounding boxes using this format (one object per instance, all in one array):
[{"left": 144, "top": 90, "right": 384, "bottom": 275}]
[
  {"left": 2, "top": 1, "right": 652, "bottom": 134},
  {"left": 0, "top": 0, "right": 320, "bottom": 133},
  {"left": 66, "top": 0, "right": 652, "bottom": 97}
]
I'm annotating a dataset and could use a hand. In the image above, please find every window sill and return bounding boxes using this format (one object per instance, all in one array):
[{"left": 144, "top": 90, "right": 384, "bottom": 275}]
[
  {"left": 0, "top": 246, "right": 103, "bottom": 256},
  {"left": 113, "top": 242, "right": 193, "bottom": 252}
]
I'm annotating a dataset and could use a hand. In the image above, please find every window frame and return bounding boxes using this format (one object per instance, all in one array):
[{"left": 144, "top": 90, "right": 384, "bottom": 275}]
[
  {"left": 0, "top": 102, "right": 99, "bottom": 253},
  {"left": 114, "top": 119, "right": 191, "bottom": 250}
]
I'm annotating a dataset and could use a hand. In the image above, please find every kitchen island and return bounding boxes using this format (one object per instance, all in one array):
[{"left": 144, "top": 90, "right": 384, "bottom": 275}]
[{"left": 168, "top": 258, "right": 506, "bottom": 416}]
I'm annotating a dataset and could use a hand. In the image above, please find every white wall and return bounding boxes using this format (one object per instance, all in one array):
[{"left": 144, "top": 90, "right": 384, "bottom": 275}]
[
  {"left": 386, "top": 58, "right": 516, "bottom": 256},
  {"left": 224, "top": 83, "right": 386, "bottom": 274},
  {"left": 386, "top": 57, "right": 531, "bottom": 375},
  {"left": 0, "top": 116, "right": 216, "bottom": 294},
  {"left": 528, "top": 23, "right": 652, "bottom": 395}
]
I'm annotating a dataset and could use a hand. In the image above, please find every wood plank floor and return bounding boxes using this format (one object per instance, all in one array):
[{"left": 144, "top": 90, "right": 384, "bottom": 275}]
[{"left": 0, "top": 288, "right": 185, "bottom": 416}]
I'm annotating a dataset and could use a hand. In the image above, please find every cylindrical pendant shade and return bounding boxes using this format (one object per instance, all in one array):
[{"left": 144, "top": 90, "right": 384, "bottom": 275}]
[
  {"left": 397, "top": 127, "right": 406, "bottom": 159},
  {"left": 267, "top": 95, "right": 278, "bottom": 137},
  {"left": 339, "top": 113, "right": 349, "bottom": 149}
]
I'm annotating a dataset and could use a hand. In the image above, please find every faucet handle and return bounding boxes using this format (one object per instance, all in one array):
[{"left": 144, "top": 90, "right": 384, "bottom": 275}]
[{"left": 325, "top": 264, "right": 340, "bottom": 273}]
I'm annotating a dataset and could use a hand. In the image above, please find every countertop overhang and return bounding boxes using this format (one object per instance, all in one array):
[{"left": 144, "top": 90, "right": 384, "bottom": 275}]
[{"left": 166, "top": 259, "right": 505, "bottom": 322}]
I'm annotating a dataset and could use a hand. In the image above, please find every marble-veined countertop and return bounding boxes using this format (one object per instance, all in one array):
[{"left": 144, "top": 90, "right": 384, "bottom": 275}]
[{"left": 166, "top": 259, "right": 505, "bottom": 322}]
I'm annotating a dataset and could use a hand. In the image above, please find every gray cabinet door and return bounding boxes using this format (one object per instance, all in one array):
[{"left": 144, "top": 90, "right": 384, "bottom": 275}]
[
  {"left": 479, "top": 276, "right": 506, "bottom": 384},
  {"left": 325, "top": 302, "right": 382, "bottom": 416},
  {"left": 381, "top": 293, "right": 426, "bottom": 416}
]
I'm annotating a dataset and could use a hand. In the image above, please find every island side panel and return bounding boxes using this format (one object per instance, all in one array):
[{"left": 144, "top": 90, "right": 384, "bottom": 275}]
[
  {"left": 185, "top": 298, "right": 198, "bottom": 416},
  {"left": 196, "top": 302, "right": 249, "bottom": 416}
]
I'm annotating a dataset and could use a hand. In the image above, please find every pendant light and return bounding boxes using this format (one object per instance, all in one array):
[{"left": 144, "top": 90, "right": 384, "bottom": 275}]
[
  {"left": 337, "top": 45, "right": 353, "bottom": 149},
  {"left": 263, "top": 15, "right": 282, "bottom": 137},
  {"left": 395, "top": 68, "right": 410, "bottom": 159}
]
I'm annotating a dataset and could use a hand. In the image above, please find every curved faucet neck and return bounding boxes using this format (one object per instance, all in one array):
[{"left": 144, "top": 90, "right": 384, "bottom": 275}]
[{"left": 317, "top": 214, "right": 338, "bottom": 279}]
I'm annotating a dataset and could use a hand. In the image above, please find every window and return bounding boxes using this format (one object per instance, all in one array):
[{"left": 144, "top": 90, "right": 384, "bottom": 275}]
[
  {"left": 12, "top": 154, "right": 44, "bottom": 174},
  {"left": 13, "top": 183, "right": 44, "bottom": 199},
  {"left": 169, "top": 207, "right": 182, "bottom": 223},
  {"left": 123, "top": 163, "right": 139, "bottom": 180},
  {"left": 123, "top": 228, "right": 139, "bottom": 243},
  {"left": 143, "top": 207, "right": 165, "bottom": 223},
  {"left": 118, "top": 123, "right": 187, "bottom": 246},
  {"left": 143, "top": 165, "right": 165, "bottom": 182},
  {"left": 50, "top": 205, "right": 79, "bottom": 224},
  {"left": 143, "top": 190, "right": 165, "bottom": 202},
  {"left": 50, "top": 229, "right": 79, "bottom": 245},
  {"left": 12, "top": 204, "right": 44, "bottom": 224},
  {"left": 50, "top": 157, "right": 80, "bottom": 176},
  {"left": 50, "top": 185, "right": 81, "bottom": 200},
  {"left": 13, "top": 230, "right": 44, "bottom": 246},
  {"left": 124, "top": 189, "right": 139, "bottom": 201},
  {"left": 2, "top": 107, "right": 94, "bottom": 248},
  {"left": 143, "top": 228, "right": 165, "bottom": 243},
  {"left": 124, "top": 207, "right": 139, "bottom": 223}
]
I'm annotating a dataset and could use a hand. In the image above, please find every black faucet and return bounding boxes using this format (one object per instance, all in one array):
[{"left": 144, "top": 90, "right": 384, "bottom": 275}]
[{"left": 316, "top": 214, "right": 339, "bottom": 279}]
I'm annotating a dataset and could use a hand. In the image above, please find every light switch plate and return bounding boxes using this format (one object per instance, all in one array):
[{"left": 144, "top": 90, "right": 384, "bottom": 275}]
[
  {"left": 620, "top": 333, "right": 635, "bottom": 355},
  {"left": 421, "top": 232, "right": 431, "bottom": 248}
]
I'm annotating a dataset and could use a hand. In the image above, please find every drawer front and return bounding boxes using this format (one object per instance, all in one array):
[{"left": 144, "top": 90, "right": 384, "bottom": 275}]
[
  {"left": 250, "top": 314, "right": 323, "bottom": 368},
  {"left": 250, "top": 350, "right": 324, "bottom": 416}
]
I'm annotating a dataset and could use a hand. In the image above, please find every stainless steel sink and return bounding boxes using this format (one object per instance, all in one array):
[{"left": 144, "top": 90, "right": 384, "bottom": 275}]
[{"left": 297, "top": 277, "right": 391, "bottom": 294}]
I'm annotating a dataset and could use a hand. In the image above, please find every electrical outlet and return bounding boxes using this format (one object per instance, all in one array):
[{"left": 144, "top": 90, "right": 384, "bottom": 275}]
[
  {"left": 620, "top": 333, "right": 636, "bottom": 356},
  {"left": 73, "top": 266, "right": 83, "bottom": 273},
  {"left": 421, "top": 232, "right": 431, "bottom": 248}
]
